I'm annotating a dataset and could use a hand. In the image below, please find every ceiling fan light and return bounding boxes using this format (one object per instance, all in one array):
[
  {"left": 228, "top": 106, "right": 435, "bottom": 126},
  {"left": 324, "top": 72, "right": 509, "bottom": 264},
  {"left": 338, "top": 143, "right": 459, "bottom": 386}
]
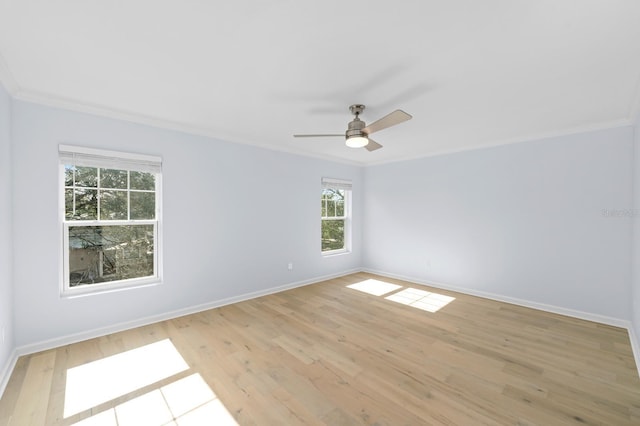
[{"left": 346, "top": 136, "right": 368, "bottom": 148}]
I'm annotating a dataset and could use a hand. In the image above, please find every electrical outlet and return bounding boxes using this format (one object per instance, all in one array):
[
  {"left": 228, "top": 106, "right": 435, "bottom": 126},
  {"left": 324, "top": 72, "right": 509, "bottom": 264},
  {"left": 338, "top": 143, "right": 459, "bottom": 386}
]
[
  {"left": 287, "top": 262, "right": 293, "bottom": 271},
  {"left": 425, "top": 259, "right": 432, "bottom": 270}
]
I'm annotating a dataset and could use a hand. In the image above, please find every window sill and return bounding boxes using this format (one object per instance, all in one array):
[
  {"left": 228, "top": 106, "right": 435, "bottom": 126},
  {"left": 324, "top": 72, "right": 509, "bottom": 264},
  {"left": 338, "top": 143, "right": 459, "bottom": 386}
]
[
  {"left": 321, "top": 249, "right": 350, "bottom": 257},
  {"left": 61, "top": 276, "right": 161, "bottom": 299}
]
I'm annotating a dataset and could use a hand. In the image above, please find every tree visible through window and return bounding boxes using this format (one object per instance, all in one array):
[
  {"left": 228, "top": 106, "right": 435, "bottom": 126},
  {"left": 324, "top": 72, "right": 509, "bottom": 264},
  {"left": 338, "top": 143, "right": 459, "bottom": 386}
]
[
  {"left": 60, "top": 145, "right": 161, "bottom": 294},
  {"left": 321, "top": 178, "right": 351, "bottom": 253},
  {"left": 321, "top": 188, "right": 346, "bottom": 251}
]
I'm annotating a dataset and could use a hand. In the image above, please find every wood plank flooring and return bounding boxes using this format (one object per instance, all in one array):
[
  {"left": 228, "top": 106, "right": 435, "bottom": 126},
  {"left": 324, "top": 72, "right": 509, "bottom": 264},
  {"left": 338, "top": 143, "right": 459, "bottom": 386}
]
[{"left": 1, "top": 272, "right": 639, "bottom": 425}]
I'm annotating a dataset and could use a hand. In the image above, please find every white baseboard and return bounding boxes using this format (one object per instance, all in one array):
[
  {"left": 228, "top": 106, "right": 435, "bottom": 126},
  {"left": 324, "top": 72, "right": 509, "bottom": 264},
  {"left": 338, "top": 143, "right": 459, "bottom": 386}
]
[
  {"left": 363, "top": 268, "right": 640, "bottom": 376},
  {"left": 629, "top": 325, "right": 640, "bottom": 376},
  {"left": 0, "top": 269, "right": 358, "bottom": 399},
  {"left": 4, "top": 267, "right": 640, "bottom": 397},
  {"left": 362, "top": 268, "right": 629, "bottom": 328},
  {"left": 0, "top": 349, "right": 18, "bottom": 400},
  {"left": 13, "top": 269, "right": 361, "bottom": 359}
]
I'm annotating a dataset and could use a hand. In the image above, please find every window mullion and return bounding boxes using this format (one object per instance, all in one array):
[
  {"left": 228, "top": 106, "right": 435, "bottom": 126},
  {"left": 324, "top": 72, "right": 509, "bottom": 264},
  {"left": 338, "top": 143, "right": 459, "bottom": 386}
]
[
  {"left": 127, "top": 170, "right": 131, "bottom": 221},
  {"left": 97, "top": 167, "right": 101, "bottom": 221},
  {"left": 72, "top": 166, "right": 76, "bottom": 218}
]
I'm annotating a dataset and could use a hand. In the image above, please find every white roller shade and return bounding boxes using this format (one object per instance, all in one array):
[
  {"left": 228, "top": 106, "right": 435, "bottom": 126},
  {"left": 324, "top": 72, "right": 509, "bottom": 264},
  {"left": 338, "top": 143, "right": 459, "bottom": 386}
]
[
  {"left": 321, "top": 177, "right": 352, "bottom": 190},
  {"left": 59, "top": 144, "right": 162, "bottom": 174}
]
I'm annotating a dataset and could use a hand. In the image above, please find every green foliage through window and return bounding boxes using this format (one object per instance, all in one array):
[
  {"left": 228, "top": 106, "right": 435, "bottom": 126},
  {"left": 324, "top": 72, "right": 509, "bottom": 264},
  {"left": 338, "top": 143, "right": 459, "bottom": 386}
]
[
  {"left": 64, "top": 166, "right": 156, "bottom": 221},
  {"left": 321, "top": 188, "right": 347, "bottom": 252}
]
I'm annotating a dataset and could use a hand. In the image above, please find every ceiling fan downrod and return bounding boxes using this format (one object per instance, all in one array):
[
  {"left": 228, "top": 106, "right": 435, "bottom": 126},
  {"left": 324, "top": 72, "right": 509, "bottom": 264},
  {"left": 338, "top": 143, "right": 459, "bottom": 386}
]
[{"left": 346, "top": 104, "right": 367, "bottom": 139}]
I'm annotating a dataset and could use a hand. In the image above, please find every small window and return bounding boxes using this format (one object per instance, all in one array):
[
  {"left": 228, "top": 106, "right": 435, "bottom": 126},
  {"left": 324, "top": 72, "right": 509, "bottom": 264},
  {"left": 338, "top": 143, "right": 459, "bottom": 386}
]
[
  {"left": 60, "top": 145, "right": 162, "bottom": 295},
  {"left": 321, "top": 177, "right": 352, "bottom": 254}
]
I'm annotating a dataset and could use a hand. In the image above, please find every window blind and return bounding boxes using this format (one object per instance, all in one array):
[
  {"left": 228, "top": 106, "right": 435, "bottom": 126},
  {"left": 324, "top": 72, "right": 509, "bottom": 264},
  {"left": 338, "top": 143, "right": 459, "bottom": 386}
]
[
  {"left": 59, "top": 144, "right": 162, "bottom": 174},
  {"left": 321, "top": 177, "right": 352, "bottom": 190}
]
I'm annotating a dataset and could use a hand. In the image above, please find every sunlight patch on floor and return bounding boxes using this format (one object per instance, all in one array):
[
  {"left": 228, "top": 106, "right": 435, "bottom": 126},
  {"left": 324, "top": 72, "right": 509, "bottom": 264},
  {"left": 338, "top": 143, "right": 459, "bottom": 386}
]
[
  {"left": 72, "top": 373, "right": 238, "bottom": 426},
  {"left": 64, "top": 339, "right": 189, "bottom": 418},
  {"left": 346, "top": 279, "right": 403, "bottom": 296},
  {"left": 385, "top": 288, "right": 455, "bottom": 312}
]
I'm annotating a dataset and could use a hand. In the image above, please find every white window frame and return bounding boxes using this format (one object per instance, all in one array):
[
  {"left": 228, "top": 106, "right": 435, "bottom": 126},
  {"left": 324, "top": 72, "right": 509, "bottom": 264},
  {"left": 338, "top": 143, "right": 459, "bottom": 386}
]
[
  {"left": 59, "top": 144, "right": 163, "bottom": 297},
  {"left": 321, "top": 177, "right": 352, "bottom": 256}
]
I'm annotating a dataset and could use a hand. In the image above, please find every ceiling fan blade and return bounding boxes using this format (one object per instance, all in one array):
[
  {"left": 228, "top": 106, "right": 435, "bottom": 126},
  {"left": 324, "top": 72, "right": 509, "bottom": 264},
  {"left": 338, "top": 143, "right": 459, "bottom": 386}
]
[
  {"left": 293, "top": 134, "right": 344, "bottom": 138},
  {"left": 364, "top": 138, "right": 383, "bottom": 152},
  {"left": 363, "top": 109, "right": 412, "bottom": 135}
]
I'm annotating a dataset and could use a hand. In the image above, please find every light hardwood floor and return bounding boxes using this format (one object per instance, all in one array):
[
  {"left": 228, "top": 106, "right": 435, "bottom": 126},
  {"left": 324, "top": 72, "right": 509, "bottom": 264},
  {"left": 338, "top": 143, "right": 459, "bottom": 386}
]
[{"left": 1, "top": 272, "right": 639, "bottom": 425}]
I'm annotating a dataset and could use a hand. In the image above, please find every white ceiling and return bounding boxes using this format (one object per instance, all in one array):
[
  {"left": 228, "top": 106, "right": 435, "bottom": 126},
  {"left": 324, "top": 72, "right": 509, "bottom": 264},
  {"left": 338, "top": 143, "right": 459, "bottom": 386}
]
[{"left": 1, "top": 1, "right": 640, "bottom": 165}]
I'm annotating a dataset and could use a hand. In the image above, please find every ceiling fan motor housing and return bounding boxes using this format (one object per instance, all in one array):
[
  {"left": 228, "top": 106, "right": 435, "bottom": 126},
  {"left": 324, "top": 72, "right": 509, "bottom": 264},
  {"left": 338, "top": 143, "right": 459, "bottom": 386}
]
[{"left": 346, "top": 116, "right": 367, "bottom": 138}]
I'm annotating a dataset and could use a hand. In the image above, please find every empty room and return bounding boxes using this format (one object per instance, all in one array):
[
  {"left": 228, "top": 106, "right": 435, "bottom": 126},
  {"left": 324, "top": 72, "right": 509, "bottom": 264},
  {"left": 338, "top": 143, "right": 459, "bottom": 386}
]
[{"left": 1, "top": 1, "right": 640, "bottom": 425}]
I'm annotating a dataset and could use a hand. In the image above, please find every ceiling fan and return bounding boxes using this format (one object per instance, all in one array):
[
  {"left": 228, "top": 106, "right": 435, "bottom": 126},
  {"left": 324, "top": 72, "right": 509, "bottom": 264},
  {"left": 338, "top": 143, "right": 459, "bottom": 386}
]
[{"left": 294, "top": 104, "right": 412, "bottom": 151}]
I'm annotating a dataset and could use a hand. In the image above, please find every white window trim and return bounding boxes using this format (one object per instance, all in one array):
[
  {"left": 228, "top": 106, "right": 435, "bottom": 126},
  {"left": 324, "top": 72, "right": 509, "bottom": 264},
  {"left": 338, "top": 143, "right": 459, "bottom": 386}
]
[
  {"left": 321, "top": 177, "right": 352, "bottom": 256},
  {"left": 59, "top": 145, "right": 163, "bottom": 297}
]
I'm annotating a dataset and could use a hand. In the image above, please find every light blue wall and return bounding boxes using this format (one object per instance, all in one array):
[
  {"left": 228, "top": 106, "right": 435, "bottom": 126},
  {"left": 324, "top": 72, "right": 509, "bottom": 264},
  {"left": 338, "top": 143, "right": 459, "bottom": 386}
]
[
  {"left": 11, "top": 100, "right": 362, "bottom": 347},
  {"left": 363, "top": 127, "right": 633, "bottom": 320},
  {"left": 0, "top": 84, "right": 13, "bottom": 379},
  {"left": 4, "top": 94, "right": 639, "bottom": 353},
  {"left": 632, "top": 117, "right": 640, "bottom": 339}
]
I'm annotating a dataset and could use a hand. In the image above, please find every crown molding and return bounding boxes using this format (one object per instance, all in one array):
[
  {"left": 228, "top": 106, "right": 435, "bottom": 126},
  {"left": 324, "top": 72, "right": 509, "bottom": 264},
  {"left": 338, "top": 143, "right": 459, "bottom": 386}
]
[
  {"left": 364, "top": 119, "right": 634, "bottom": 167},
  {"left": 8, "top": 83, "right": 637, "bottom": 169},
  {"left": 631, "top": 73, "right": 640, "bottom": 126},
  {"left": 0, "top": 52, "right": 18, "bottom": 96},
  {"left": 13, "top": 88, "right": 365, "bottom": 167}
]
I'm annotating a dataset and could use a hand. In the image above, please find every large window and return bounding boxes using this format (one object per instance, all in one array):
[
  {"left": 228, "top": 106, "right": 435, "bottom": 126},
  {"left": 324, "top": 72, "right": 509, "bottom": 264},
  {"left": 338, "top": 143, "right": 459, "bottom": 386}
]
[
  {"left": 321, "top": 177, "right": 352, "bottom": 254},
  {"left": 60, "top": 145, "right": 162, "bottom": 295}
]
